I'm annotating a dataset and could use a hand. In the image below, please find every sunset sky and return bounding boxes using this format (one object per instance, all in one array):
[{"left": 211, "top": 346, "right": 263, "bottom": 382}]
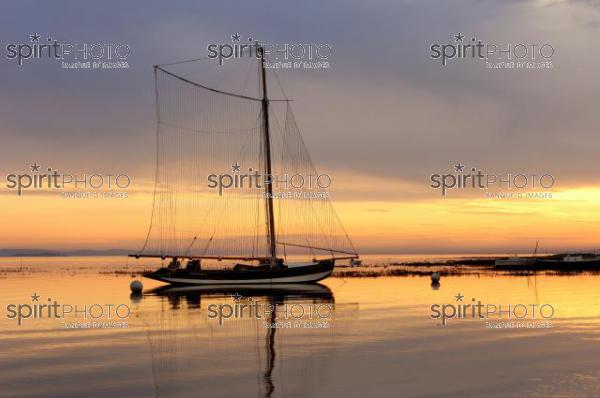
[{"left": 1, "top": 0, "right": 600, "bottom": 254}]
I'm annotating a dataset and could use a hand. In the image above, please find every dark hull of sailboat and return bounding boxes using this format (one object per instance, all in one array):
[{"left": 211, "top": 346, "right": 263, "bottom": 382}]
[{"left": 143, "top": 259, "right": 335, "bottom": 286}]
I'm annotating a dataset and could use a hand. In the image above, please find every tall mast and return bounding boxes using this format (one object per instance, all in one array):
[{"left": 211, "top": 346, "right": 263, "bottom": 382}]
[{"left": 259, "top": 45, "right": 277, "bottom": 266}]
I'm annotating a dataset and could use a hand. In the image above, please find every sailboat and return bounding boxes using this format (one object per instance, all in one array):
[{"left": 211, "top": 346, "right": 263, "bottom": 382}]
[
  {"left": 494, "top": 240, "right": 539, "bottom": 267},
  {"left": 131, "top": 45, "right": 358, "bottom": 285}
]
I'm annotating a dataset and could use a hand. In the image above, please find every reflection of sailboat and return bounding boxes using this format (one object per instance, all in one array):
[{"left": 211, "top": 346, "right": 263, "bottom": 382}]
[
  {"left": 150, "top": 282, "right": 333, "bottom": 301},
  {"left": 130, "top": 45, "right": 358, "bottom": 285},
  {"left": 263, "top": 295, "right": 277, "bottom": 397},
  {"left": 146, "top": 283, "right": 335, "bottom": 310},
  {"left": 141, "top": 284, "right": 351, "bottom": 398}
]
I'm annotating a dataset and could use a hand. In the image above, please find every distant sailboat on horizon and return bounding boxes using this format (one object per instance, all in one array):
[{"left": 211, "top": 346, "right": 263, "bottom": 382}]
[
  {"left": 131, "top": 45, "right": 358, "bottom": 285},
  {"left": 494, "top": 240, "right": 539, "bottom": 267}
]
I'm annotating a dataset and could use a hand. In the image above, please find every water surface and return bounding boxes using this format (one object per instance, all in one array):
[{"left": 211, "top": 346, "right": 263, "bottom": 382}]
[{"left": 1, "top": 258, "right": 599, "bottom": 397}]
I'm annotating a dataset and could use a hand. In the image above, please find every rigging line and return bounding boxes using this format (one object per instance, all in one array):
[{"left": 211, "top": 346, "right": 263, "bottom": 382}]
[
  {"left": 157, "top": 66, "right": 292, "bottom": 102},
  {"left": 265, "top": 102, "right": 286, "bottom": 241},
  {"left": 332, "top": 205, "right": 358, "bottom": 255},
  {"left": 238, "top": 124, "right": 261, "bottom": 258},
  {"left": 138, "top": 67, "right": 162, "bottom": 254},
  {"left": 241, "top": 58, "right": 255, "bottom": 98},
  {"left": 271, "top": 68, "right": 289, "bottom": 101},
  {"left": 285, "top": 105, "right": 358, "bottom": 255},
  {"left": 201, "top": 235, "right": 214, "bottom": 257},
  {"left": 276, "top": 241, "right": 357, "bottom": 256},
  {"left": 213, "top": 158, "right": 256, "bottom": 255},
  {"left": 155, "top": 56, "right": 210, "bottom": 67},
  {"left": 306, "top": 239, "right": 316, "bottom": 259},
  {"left": 183, "top": 236, "right": 198, "bottom": 257},
  {"left": 252, "top": 123, "right": 263, "bottom": 259},
  {"left": 159, "top": 120, "right": 261, "bottom": 135},
  {"left": 179, "top": 55, "right": 246, "bottom": 91},
  {"left": 259, "top": 107, "right": 270, "bottom": 258},
  {"left": 205, "top": 118, "right": 259, "bottom": 257},
  {"left": 269, "top": 102, "right": 299, "bottom": 178},
  {"left": 213, "top": 57, "right": 246, "bottom": 92},
  {"left": 279, "top": 105, "right": 334, "bottom": 248},
  {"left": 267, "top": 102, "right": 287, "bottom": 145},
  {"left": 283, "top": 104, "right": 320, "bottom": 176},
  {"left": 269, "top": 99, "right": 295, "bottom": 247}
]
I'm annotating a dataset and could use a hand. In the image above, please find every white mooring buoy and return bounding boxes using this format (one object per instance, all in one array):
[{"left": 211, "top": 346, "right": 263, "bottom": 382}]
[{"left": 130, "top": 280, "right": 143, "bottom": 294}]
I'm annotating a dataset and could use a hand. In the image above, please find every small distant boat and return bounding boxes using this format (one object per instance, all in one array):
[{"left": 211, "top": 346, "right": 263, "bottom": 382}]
[
  {"left": 536, "top": 254, "right": 600, "bottom": 267},
  {"left": 350, "top": 258, "right": 362, "bottom": 267},
  {"left": 494, "top": 240, "right": 539, "bottom": 267},
  {"left": 494, "top": 257, "right": 536, "bottom": 267}
]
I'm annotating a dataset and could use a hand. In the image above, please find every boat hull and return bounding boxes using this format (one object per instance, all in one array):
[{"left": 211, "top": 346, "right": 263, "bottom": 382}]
[
  {"left": 535, "top": 259, "right": 600, "bottom": 267},
  {"left": 494, "top": 258, "right": 536, "bottom": 267},
  {"left": 144, "top": 260, "right": 335, "bottom": 286}
]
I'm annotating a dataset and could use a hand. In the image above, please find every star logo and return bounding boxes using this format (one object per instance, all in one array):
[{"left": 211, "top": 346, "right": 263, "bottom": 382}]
[
  {"left": 454, "top": 292, "right": 464, "bottom": 302},
  {"left": 31, "top": 292, "right": 40, "bottom": 302},
  {"left": 30, "top": 33, "right": 41, "bottom": 43},
  {"left": 231, "top": 162, "right": 241, "bottom": 172},
  {"left": 230, "top": 293, "right": 242, "bottom": 302},
  {"left": 30, "top": 163, "right": 41, "bottom": 172},
  {"left": 231, "top": 33, "right": 241, "bottom": 42},
  {"left": 454, "top": 33, "right": 465, "bottom": 42},
  {"left": 454, "top": 163, "right": 465, "bottom": 172}
]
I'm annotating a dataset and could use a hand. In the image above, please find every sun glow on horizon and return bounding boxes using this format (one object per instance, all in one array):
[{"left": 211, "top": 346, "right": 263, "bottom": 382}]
[{"left": 1, "top": 181, "right": 600, "bottom": 254}]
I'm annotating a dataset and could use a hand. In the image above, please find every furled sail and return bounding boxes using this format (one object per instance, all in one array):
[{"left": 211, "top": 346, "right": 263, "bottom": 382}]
[{"left": 137, "top": 60, "right": 357, "bottom": 261}]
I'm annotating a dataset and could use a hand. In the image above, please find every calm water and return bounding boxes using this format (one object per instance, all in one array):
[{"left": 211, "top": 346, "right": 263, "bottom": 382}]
[{"left": 1, "top": 257, "right": 600, "bottom": 397}]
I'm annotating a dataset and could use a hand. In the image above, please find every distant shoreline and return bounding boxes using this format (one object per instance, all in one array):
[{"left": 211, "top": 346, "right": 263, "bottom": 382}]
[{"left": 0, "top": 249, "right": 131, "bottom": 257}]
